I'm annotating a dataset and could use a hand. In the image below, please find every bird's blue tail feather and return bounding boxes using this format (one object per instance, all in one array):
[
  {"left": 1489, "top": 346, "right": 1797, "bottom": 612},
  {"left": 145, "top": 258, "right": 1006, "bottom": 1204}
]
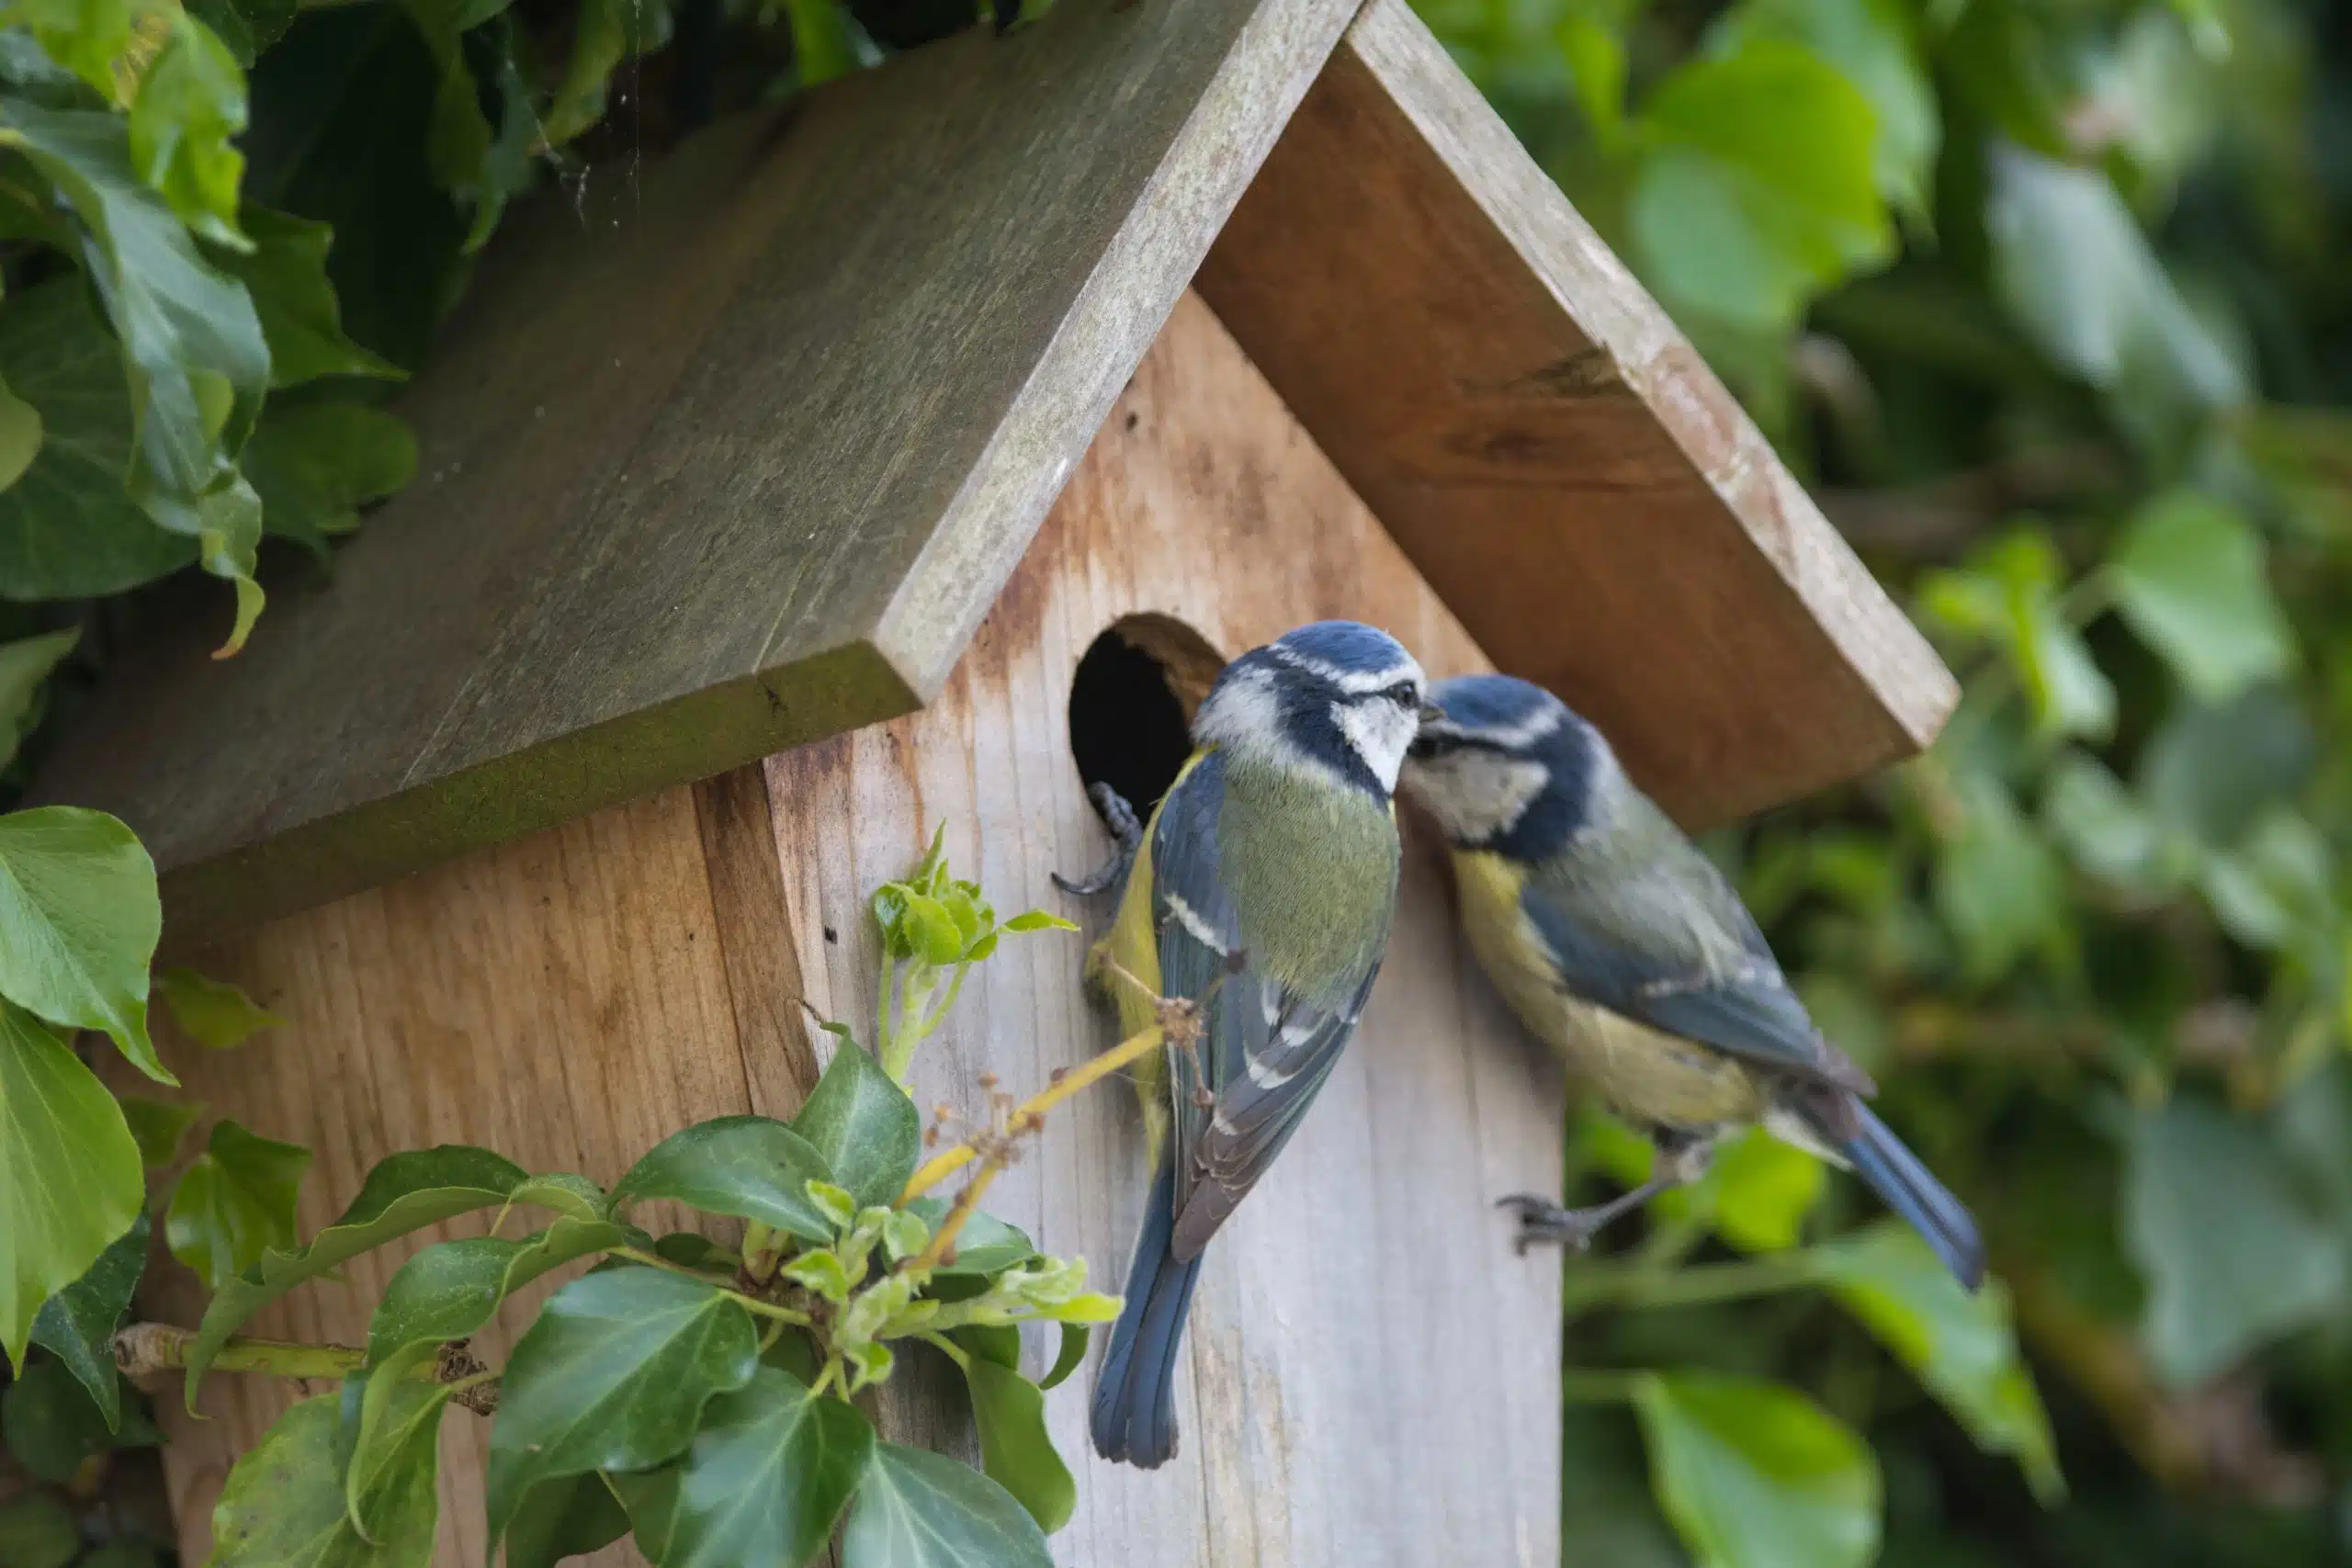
[
  {"left": 1091, "top": 1163, "right": 1203, "bottom": 1468},
  {"left": 1841, "top": 1104, "right": 1986, "bottom": 1292}
]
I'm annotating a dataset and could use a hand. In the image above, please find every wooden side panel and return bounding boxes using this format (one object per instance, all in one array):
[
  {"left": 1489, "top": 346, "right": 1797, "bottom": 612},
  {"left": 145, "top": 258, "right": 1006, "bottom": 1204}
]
[
  {"left": 766, "top": 292, "right": 1562, "bottom": 1566},
  {"left": 1197, "top": 0, "right": 1958, "bottom": 829},
  {"left": 138, "top": 292, "right": 1560, "bottom": 1568}
]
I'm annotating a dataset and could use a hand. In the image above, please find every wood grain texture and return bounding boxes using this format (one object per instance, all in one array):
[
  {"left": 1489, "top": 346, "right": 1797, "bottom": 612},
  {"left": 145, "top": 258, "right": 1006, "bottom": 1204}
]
[
  {"left": 1196, "top": 0, "right": 1959, "bottom": 829},
  {"left": 767, "top": 292, "right": 1562, "bottom": 1566},
  {"left": 135, "top": 294, "right": 1562, "bottom": 1567},
  {"left": 31, "top": 0, "right": 1363, "bottom": 939}
]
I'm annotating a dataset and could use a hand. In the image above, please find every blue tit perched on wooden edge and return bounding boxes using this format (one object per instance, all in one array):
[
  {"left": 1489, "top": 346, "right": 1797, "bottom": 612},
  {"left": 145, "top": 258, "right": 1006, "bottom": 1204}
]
[
  {"left": 1397, "top": 673, "right": 1985, "bottom": 1291},
  {"left": 1061, "top": 620, "right": 1434, "bottom": 1469}
]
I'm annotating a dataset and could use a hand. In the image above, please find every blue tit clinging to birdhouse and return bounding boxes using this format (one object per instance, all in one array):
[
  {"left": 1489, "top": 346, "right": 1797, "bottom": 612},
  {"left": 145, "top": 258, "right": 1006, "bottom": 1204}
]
[
  {"left": 1397, "top": 674, "right": 1984, "bottom": 1290},
  {"left": 1074, "top": 620, "right": 1435, "bottom": 1469}
]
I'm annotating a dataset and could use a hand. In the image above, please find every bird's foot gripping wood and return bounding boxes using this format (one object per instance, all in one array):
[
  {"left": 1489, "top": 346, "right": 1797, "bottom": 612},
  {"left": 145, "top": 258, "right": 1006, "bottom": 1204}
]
[
  {"left": 1498, "top": 1132, "right": 1714, "bottom": 1256},
  {"left": 1053, "top": 782, "right": 1144, "bottom": 897}
]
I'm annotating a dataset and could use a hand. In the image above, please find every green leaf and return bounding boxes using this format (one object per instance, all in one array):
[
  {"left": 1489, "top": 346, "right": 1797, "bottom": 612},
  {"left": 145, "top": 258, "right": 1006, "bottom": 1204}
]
[
  {"left": 345, "top": 1377, "right": 452, "bottom": 1546},
  {"left": 1920, "top": 532, "right": 2113, "bottom": 741},
  {"left": 3, "top": 1351, "right": 112, "bottom": 1482},
  {"left": 0, "top": 100, "right": 269, "bottom": 535},
  {"left": 1932, "top": 772, "right": 2067, "bottom": 985},
  {"left": 612, "top": 1115, "right": 836, "bottom": 1243},
  {"left": 502, "top": 1474, "right": 629, "bottom": 1568},
  {"left": 1707, "top": 0, "right": 1939, "bottom": 222},
  {"left": 899, "top": 892, "right": 964, "bottom": 966},
  {"left": 185, "top": 1144, "right": 529, "bottom": 1406},
  {"left": 188, "top": 0, "right": 298, "bottom": 64},
  {"left": 0, "top": 628, "right": 76, "bottom": 773},
  {"left": 1629, "top": 38, "right": 1893, "bottom": 333},
  {"left": 1000, "top": 910, "right": 1078, "bottom": 934},
  {"left": 209, "top": 1393, "right": 436, "bottom": 1568},
  {"left": 625, "top": 1366, "right": 876, "bottom": 1568},
  {"left": 841, "top": 1440, "right": 1054, "bottom": 1568},
  {"left": 0, "top": 805, "right": 164, "bottom": 1081},
  {"left": 794, "top": 1041, "right": 922, "bottom": 1210},
  {"left": 543, "top": 0, "right": 672, "bottom": 145},
  {"left": 903, "top": 1199, "right": 1035, "bottom": 1275},
  {"left": 1705, "top": 1129, "right": 1825, "bottom": 1252},
  {"left": 0, "top": 374, "right": 40, "bottom": 493},
  {"left": 128, "top": 11, "right": 248, "bottom": 248},
  {"left": 1631, "top": 1371, "right": 1880, "bottom": 1568},
  {"left": 156, "top": 964, "right": 280, "bottom": 1049},
  {"left": 118, "top": 1095, "right": 203, "bottom": 1169},
  {"left": 2107, "top": 491, "right": 2294, "bottom": 704},
  {"left": 6, "top": 0, "right": 134, "bottom": 101},
  {"left": 243, "top": 396, "right": 417, "bottom": 554},
  {"left": 29, "top": 1212, "right": 148, "bottom": 1429},
  {"left": 0, "top": 280, "right": 195, "bottom": 599},
  {"left": 784, "top": 0, "right": 855, "bottom": 88},
  {"left": 1986, "top": 143, "right": 2244, "bottom": 441},
  {"left": 0, "top": 1003, "right": 141, "bottom": 1373},
  {"left": 2124, "top": 1096, "right": 2347, "bottom": 1386},
  {"left": 2041, "top": 753, "right": 2186, "bottom": 895},
  {"left": 2137, "top": 688, "right": 2314, "bottom": 845},
  {"left": 1811, "top": 1224, "right": 2063, "bottom": 1502},
  {"left": 958, "top": 1358, "right": 1075, "bottom": 1534},
  {"left": 485, "top": 1268, "right": 759, "bottom": 1545},
  {"left": 218, "top": 209, "right": 404, "bottom": 387},
  {"left": 365, "top": 1217, "right": 632, "bottom": 1367},
  {"left": 1039, "top": 1323, "right": 1088, "bottom": 1390},
  {"left": 0, "top": 1494, "right": 79, "bottom": 1568},
  {"left": 165, "top": 1117, "right": 311, "bottom": 1291}
]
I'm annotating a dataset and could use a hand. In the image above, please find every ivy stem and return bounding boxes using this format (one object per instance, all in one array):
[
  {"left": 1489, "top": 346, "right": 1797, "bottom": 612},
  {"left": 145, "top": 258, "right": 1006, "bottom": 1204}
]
[
  {"left": 609, "top": 1247, "right": 814, "bottom": 1324},
  {"left": 899, "top": 1022, "right": 1166, "bottom": 1202},
  {"left": 114, "top": 1325, "right": 368, "bottom": 1381}
]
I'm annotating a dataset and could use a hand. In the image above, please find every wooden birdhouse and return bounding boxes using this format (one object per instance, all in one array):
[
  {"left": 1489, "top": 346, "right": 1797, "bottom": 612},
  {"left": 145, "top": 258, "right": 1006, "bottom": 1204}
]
[{"left": 35, "top": 0, "right": 1956, "bottom": 1561}]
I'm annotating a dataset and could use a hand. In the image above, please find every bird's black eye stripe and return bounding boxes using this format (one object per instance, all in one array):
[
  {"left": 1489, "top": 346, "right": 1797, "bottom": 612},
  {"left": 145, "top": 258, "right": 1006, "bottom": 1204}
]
[{"left": 1381, "top": 681, "right": 1419, "bottom": 706}]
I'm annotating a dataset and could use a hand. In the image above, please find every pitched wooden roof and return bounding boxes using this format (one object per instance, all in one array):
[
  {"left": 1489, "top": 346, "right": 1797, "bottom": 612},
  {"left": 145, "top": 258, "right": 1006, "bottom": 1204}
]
[{"left": 32, "top": 0, "right": 1954, "bottom": 937}]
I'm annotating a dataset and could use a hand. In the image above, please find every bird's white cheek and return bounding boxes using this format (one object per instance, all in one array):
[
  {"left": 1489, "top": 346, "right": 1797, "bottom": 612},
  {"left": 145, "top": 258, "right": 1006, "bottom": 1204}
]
[{"left": 1334, "top": 700, "right": 1416, "bottom": 793}]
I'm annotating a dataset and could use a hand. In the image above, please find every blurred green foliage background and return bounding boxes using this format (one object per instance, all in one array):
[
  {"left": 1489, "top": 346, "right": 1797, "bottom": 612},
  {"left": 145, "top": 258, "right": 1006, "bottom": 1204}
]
[{"left": 1406, "top": 0, "right": 2352, "bottom": 1562}]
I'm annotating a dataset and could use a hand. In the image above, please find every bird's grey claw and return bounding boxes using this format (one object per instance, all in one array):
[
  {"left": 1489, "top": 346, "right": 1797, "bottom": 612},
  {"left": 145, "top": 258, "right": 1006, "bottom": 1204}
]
[
  {"left": 1496, "top": 1193, "right": 1600, "bottom": 1256},
  {"left": 1054, "top": 783, "right": 1145, "bottom": 897}
]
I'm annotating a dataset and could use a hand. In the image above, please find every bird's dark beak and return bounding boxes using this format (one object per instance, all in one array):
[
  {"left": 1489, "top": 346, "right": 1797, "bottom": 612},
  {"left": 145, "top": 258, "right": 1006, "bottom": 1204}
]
[{"left": 1418, "top": 700, "right": 1444, "bottom": 726}]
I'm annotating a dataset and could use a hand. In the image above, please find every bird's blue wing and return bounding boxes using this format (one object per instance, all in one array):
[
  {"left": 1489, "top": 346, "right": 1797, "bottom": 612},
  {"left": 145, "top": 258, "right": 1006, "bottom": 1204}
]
[
  {"left": 1147, "top": 752, "right": 1382, "bottom": 1258},
  {"left": 1520, "top": 857, "right": 1873, "bottom": 1096}
]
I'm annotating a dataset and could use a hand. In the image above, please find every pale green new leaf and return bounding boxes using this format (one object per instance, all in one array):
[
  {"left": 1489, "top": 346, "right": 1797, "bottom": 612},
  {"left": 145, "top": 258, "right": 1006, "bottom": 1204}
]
[
  {"left": 0, "top": 806, "right": 164, "bottom": 1081},
  {"left": 0, "top": 1002, "right": 142, "bottom": 1372},
  {"left": 157, "top": 964, "right": 280, "bottom": 1050},
  {"left": 119, "top": 1095, "right": 202, "bottom": 1168},
  {"left": 166, "top": 1117, "right": 312, "bottom": 1291},
  {"left": 1632, "top": 1371, "right": 1881, "bottom": 1568},
  {"left": 127, "top": 10, "right": 248, "bottom": 248}
]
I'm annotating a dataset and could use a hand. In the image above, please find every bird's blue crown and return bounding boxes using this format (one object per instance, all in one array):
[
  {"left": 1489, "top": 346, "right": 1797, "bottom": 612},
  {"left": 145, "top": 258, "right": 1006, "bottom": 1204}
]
[
  {"left": 1408, "top": 673, "right": 1605, "bottom": 857},
  {"left": 1193, "top": 621, "right": 1427, "bottom": 798}
]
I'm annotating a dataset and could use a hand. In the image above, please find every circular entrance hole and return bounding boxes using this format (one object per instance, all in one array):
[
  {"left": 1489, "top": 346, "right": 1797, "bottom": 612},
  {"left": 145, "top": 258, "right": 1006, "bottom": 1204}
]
[{"left": 1067, "top": 615, "right": 1226, "bottom": 820}]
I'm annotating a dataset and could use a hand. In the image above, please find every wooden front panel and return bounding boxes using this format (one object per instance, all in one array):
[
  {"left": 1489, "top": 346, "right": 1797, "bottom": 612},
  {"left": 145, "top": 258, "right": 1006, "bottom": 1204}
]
[{"left": 139, "top": 292, "right": 1562, "bottom": 1568}]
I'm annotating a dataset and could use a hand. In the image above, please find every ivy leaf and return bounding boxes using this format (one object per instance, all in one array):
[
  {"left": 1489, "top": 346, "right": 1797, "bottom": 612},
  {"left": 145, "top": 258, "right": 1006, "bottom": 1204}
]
[
  {"left": 1040, "top": 1323, "right": 1088, "bottom": 1391},
  {"left": 1704, "top": 1130, "right": 1825, "bottom": 1252},
  {"left": 0, "top": 100, "right": 269, "bottom": 526},
  {"left": 2041, "top": 753, "right": 2187, "bottom": 896},
  {"left": 1630, "top": 38, "right": 1892, "bottom": 333},
  {"left": 0, "top": 373, "right": 40, "bottom": 492},
  {"left": 188, "top": 0, "right": 298, "bottom": 64},
  {"left": 794, "top": 1040, "right": 922, "bottom": 1209},
  {"left": 1933, "top": 771, "right": 2067, "bottom": 986},
  {"left": 0, "top": 1494, "right": 79, "bottom": 1568},
  {"left": 0, "top": 1002, "right": 141, "bottom": 1371},
  {"left": 485, "top": 1268, "right": 759, "bottom": 1545},
  {"left": 185, "top": 1144, "right": 529, "bottom": 1405},
  {"left": 1631, "top": 1371, "right": 1881, "bottom": 1568},
  {"left": 2125, "top": 1096, "right": 2347, "bottom": 1386},
  {"left": 156, "top": 964, "right": 280, "bottom": 1050},
  {"left": 957, "top": 1357, "right": 1075, "bottom": 1534},
  {"left": 612, "top": 1115, "right": 836, "bottom": 1243},
  {"left": 841, "top": 1440, "right": 1054, "bottom": 1568},
  {"left": 1919, "top": 531, "right": 2114, "bottom": 741},
  {"left": 6, "top": 0, "right": 136, "bottom": 101},
  {"left": 1707, "top": 0, "right": 1939, "bottom": 224},
  {"left": 0, "top": 805, "right": 164, "bottom": 1081},
  {"left": 1811, "top": 1224, "right": 2064, "bottom": 1502},
  {"left": 29, "top": 1213, "right": 148, "bottom": 1429},
  {"left": 346, "top": 1377, "right": 453, "bottom": 1545},
  {"left": 0, "top": 280, "right": 195, "bottom": 600},
  {"left": 127, "top": 11, "right": 249, "bottom": 248},
  {"left": 165, "top": 1118, "right": 312, "bottom": 1291},
  {"left": 243, "top": 396, "right": 417, "bottom": 554},
  {"left": 625, "top": 1366, "right": 876, "bottom": 1568},
  {"left": 999, "top": 910, "right": 1077, "bottom": 934},
  {"left": 903, "top": 1199, "right": 1035, "bottom": 1275},
  {"left": 2107, "top": 491, "right": 2295, "bottom": 704},
  {"left": 364, "top": 1217, "right": 633, "bottom": 1368},
  {"left": 117, "top": 1095, "right": 202, "bottom": 1169},
  {"left": 0, "top": 628, "right": 77, "bottom": 773},
  {"left": 217, "top": 209, "right": 403, "bottom": 386},
  {"left": 544, "top": 0, "right": 672, "bottom": 145},
  {"left": 209, "top": 1393, "right": 437, "bottom": 1568},
  {"left": 503, "top": 1474, "right": 629, "bottom": 1568},
  {"left": 2137, "top": 688, "right": 2314, "bottom": 846},
  {"left": 3, "top": 1351, "right": 113, "bottom": 1483}
]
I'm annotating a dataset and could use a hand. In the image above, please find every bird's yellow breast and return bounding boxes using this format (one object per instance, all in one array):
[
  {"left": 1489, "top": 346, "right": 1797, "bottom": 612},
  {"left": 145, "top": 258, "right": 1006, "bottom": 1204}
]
[{"left": 1450, "top": 849, "right": 1766, "bottom": 1130}]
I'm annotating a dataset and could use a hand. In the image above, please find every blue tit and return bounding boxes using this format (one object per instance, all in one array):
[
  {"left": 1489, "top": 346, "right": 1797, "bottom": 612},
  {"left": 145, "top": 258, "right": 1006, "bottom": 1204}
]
[
  {"left": 1071, "top": 620, "right": 1434, "bottom": 1469},
  {"left": 1398, "top": 674, "right": 1984, "bottom": 1290}
]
